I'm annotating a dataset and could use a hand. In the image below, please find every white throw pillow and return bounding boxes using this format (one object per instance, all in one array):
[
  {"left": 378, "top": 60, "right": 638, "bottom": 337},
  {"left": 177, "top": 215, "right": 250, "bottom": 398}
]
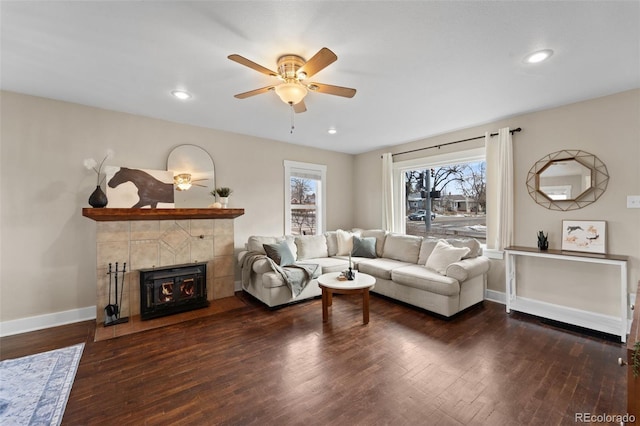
[
  {"left": 295, "top": 235, "right": 329, "bottom": 260},
  {"left": 425, "top": 239, "right": 471, "bottom": 275},
  {"left": 336, "top": 229, "right": 358, "bottom": 256},
  {"left": 324, "top": 231, "right": 339, "bottom": 257}
]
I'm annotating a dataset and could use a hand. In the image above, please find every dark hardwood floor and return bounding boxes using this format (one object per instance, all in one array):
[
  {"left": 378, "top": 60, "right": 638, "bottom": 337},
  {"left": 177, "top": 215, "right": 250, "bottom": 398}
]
[{"left": 0, "top": 293, "right": 627, "bottom": 425}]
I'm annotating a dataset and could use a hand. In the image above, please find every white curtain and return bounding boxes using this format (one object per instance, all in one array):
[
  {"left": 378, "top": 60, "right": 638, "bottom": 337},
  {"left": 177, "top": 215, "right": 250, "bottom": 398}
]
[
  {"left": 485, "top": 127, "right": 514, "bottom": 250},
  {"left": 381, "top": 153, "right": 395, "bottom": 232}
]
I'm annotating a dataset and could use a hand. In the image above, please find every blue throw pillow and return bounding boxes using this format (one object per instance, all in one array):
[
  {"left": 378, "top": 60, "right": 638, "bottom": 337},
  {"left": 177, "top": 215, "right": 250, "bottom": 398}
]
[
  {"left": 351, "top": 236, "right": 377, "bottom": 258},
  {"left": 263, "top": 241, "right": 295, "bottom": 266}
]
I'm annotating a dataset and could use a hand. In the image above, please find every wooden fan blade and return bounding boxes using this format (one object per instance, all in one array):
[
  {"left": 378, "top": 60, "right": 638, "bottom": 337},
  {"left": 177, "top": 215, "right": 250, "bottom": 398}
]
[
  {"left": 308, "top": 82, "right": 356, "bottom": 98},
  {"left": 298, "top": 48, "right": 337, "bottom": 78},
  {"left": 234, "top": 86, "right": 275, "bottom": 99},
  {"left": 228, "top": 54, "right": 278, "bottom": 77},
  {"left": 293, "top": 100, "right": 307, "bottom": 114}
]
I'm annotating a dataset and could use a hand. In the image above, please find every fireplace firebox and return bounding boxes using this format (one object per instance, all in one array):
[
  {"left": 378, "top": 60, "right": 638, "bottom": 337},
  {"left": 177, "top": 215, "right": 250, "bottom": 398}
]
[{"left": 139, "top": 262, "right": 208, "bottom": 320}]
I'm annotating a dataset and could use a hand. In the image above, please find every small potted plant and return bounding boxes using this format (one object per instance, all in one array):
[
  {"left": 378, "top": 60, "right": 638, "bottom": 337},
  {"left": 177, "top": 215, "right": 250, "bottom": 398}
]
[
  {"left": 212, "top": 187, "right": 233, "bottom": 208},
  {"left": 537, "top": 231, "right": 549, "bottom": 250}
]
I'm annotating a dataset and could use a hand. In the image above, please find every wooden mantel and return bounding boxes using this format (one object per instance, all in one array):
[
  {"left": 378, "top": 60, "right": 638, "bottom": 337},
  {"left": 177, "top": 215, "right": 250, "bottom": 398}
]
[{"left": 82, "top": 207, "right": 244, "bottom": 221}]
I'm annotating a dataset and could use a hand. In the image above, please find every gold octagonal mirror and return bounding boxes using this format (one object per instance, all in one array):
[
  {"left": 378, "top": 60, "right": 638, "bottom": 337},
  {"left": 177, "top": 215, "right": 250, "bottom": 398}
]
[
  {"left": 526, "top": 150, "right": 608, "bottom": 211},
  {"left": 537, "top": 158, "right": 592, "bottom": 201}
]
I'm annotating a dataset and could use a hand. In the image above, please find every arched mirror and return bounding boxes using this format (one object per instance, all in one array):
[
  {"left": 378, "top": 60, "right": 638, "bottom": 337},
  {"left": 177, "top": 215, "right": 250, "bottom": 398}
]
[
  {"left": 526, "top": 150, "right": 608, "bottom": 211},
  {"left": 167, "top": 144, "right": 215, "bottom": 208}
]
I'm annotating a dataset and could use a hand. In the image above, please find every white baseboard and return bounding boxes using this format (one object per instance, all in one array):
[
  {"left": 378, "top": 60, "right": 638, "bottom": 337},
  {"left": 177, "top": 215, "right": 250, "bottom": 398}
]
[
  {"left": 509, "top": 296, "right": 626, "bottom": 340},
  {"left": 484, "top": 289, "right": 506, "bottom": 304},
  {"left": 484, "top": 290, "right": 631, "bottom": 337},
  {"left": 234, "top": 280, "right": 242, "bottom": 292},
  {"left": 0, "top": 306, "right": 96, "bottom": 337}
]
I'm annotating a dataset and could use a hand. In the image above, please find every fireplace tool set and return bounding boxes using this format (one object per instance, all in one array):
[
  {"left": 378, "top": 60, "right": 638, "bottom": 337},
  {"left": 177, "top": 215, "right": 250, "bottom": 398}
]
[{"left": 104, "top": 262, "right": 129, "bottom": 326}]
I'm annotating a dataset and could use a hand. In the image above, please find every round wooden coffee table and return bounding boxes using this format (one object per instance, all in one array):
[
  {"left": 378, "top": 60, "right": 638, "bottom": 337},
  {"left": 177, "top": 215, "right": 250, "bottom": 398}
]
[{"left": 317, "top": 271, "right": 376, "bottom": 324}]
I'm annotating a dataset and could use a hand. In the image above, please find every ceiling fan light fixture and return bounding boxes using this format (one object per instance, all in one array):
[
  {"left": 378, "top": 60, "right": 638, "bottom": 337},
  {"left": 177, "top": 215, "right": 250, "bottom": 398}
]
[
  {"left": 229, "top": 48, "right": 356, "bottom": 112},
  {"left": 274, "top": 82, "right": 308, "bottom": 105},
  {"left": 174, "top": 173, "right": 192, "bottom": 191}
]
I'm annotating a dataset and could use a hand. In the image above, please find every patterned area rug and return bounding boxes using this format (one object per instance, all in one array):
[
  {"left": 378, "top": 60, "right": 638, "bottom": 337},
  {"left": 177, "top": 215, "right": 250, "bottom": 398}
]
[{"left": 0, "top": 343, "right": 84, "bottom": 425}]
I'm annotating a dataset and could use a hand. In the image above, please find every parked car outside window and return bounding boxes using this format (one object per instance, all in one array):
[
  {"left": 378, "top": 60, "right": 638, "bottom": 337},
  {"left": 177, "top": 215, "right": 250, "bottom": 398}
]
[{"left": 408, "top": 210, "right": 436, "bottom": 221}]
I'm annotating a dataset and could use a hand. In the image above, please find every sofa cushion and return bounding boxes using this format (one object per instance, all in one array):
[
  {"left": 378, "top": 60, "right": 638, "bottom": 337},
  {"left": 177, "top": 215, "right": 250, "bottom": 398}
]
[
  {"left": 391, "top": 265, "right": 460, "bottom": 296},
  {"left": 351, "top": 236, "right": 377, "bottom": 258},
  {"left": 303, "top": 257, "right": 349, "bottom": 274},
  {"left": 263, "top": 241, "right": 295, "bottom": 266},
  {"left": 336, "top": 229, "right": 360, "bottom": 255},
  {"left": 446, "top": 238, "right": 482, "bottom": 259},
  {"left": 417, "top": 237, "right": 440, "bottom": 265},
  {"left": 333, "top": 256, "right": 369, "bottom": 269},
  {"left": 361, "top": 229, "right": 387, "bottom": 257},
  {"left": 325, "top": 231, "right": 339, "bottom": 257},
  {"left": 426, "top": 240, "right": 470, "bottom": 275},
  {"left": 284, "top": 235, "right": 298, "bottom": 259},
  {"left": 295, "top": 235, "right": 329, "bottom": 260},
  {"left": 358, "top": 258, "right": 414, "bottom": 280},
  {"left": 381, "top": 234, "right": 422, "bottom": 263},
  {"left": 247, "top": 236, "right": 282, "bottom": 254}
]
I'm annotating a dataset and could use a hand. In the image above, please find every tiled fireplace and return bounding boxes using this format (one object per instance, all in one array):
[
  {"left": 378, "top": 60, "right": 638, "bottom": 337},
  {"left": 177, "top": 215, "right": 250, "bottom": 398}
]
[{"left": 83, "top": 208, "right": 244, "bottom": 339}]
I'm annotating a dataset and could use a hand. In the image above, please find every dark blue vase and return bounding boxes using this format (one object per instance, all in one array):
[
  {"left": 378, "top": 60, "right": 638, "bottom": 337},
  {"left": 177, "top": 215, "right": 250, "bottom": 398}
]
[{"left": 88, "top": 185, "right": 108, "bottom": 208}]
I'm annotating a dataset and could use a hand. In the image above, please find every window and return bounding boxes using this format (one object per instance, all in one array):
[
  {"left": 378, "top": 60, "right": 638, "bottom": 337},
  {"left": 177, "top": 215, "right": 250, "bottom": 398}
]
[
  {"left": 284, "top": 161, "right": 326, "bottom": 236},
  {"left": 394, "top": 148, "right": 486, "bottom": 243}
]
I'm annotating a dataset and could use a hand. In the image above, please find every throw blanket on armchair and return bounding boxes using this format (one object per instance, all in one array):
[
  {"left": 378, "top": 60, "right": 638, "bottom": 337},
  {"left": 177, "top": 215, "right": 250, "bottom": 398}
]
[{"left": 241, "top": 251, "right": 320, "bottom": 297}]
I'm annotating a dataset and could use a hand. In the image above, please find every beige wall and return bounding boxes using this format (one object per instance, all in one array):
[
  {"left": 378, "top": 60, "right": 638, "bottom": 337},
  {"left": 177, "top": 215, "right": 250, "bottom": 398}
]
[
  {"left": 2, "top": 89, "right": 638, "bottom": 326},
  {"left": 0, "top": 91, "right": 355, "bottom": 322},
  {"left": 354, "top": 90, "right": 640, "bottom": 316}
]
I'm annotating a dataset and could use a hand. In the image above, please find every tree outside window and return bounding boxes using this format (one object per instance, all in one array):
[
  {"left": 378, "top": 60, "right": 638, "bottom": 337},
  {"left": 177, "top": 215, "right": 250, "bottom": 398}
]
[
  {"left": 284, "top": 161, "right": 326, "bottom": 236},
  {"left": 405, "top": 160, "right": 486, "bottom": 242},
  {"left": 290, "top": 177, "right": 318, "bottom": 235}
]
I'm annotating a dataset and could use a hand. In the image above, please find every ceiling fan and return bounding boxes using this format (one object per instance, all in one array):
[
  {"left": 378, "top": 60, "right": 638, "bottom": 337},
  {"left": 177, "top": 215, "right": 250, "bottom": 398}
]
[{"left": 228, "top": 47, "right": 356, "bottom": 113}]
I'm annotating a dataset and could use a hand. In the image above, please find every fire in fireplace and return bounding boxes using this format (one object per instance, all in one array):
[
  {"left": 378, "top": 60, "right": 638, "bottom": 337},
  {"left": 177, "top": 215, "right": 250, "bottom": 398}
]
[{"left": 139, "top": 262, "right": 208, "bottom": 320}]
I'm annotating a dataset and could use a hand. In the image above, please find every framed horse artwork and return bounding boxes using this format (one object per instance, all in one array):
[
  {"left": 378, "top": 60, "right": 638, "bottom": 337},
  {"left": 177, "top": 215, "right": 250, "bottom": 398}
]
[{"left": 105, "top": 166, "right": 175, "bottom": 208}]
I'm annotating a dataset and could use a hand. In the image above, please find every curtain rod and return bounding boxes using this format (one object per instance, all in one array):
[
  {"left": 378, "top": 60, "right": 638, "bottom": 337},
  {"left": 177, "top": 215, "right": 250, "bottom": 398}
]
[{"left": 389, "top": 127, "right": 522, "bottom": 158}]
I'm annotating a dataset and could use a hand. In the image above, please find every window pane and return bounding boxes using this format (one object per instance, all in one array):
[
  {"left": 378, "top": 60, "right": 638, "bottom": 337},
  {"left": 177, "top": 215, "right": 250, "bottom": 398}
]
[
  {"left": 290, "top": 177, "right": 318, "bottom": 235},
  {"left": 405, "top": 161, "right": 486, "bottom": 243}
]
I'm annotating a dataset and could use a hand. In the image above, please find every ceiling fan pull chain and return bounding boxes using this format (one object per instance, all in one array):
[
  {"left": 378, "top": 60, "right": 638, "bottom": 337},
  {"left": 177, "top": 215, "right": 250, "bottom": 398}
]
[{"left": 290, "top": 103, "right": 295, "bottom": 134}]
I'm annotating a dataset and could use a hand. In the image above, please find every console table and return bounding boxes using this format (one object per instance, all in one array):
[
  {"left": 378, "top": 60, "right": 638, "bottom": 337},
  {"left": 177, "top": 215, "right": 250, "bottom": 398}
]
[
  {"left": 624, "top": 280, "right": 639, "bottom": 419},
  {"left": 505, "top": 246, "right": 629, "bottom": 342}
]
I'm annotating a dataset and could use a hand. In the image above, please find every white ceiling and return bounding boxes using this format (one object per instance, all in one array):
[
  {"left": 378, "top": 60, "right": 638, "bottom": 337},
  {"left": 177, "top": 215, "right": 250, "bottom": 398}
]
[{"left": 2, "top": 1, "right": 639, "bottom": 154}]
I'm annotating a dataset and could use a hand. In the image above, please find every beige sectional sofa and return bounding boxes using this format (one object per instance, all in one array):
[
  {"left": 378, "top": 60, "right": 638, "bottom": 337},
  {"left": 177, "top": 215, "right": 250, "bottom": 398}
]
[{"left": 238, "top": 229, "right": 490, "bottom": 317}]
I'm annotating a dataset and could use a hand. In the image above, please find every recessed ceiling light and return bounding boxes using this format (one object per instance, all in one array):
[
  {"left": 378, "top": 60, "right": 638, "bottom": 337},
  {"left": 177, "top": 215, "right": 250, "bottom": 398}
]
[
  {"left": 171, "top": 90, "right": 192, "bottom": 100},
  {"left": 328, "top": 128, "right": 337, "bottom": 135},
  {"left": 524, "top": 49, "right": 554, "bottom": 64}
]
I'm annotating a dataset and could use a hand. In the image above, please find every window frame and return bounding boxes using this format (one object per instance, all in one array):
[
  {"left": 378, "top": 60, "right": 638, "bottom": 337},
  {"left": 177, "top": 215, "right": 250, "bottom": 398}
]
[
  {"left": 393, "top": 147, "right": 485, "bottom": 234},
  {"left": 284, "top": 160, "right": 327, "bottom": 236}
]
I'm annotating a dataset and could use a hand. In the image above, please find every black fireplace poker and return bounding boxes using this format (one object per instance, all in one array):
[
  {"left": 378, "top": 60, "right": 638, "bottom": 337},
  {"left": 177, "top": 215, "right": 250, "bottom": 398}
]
[{"left": 104, "top": 261, "right": 129, "bottom": 327}]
